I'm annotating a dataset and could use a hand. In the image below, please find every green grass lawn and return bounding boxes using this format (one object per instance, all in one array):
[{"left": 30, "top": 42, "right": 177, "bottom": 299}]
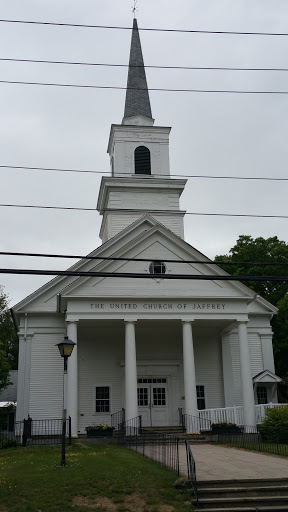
[{"left": 0, "top": 442, "right": 191, "bottom": 512}]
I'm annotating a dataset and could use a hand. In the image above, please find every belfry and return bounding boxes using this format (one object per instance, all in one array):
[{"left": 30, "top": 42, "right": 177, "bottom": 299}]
[{"left": 13, "top": 19, "right": 280, "bottom": 436}]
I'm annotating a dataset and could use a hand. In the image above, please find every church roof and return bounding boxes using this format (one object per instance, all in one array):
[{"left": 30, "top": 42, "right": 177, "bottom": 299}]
[{"left": 123, "top": 18, "right": 153, "bottom": 120}]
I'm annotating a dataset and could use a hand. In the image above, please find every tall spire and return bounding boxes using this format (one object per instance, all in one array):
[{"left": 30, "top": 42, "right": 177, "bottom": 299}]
[{"left": 122, "top": 18, "right": 153, "bottom": 125}]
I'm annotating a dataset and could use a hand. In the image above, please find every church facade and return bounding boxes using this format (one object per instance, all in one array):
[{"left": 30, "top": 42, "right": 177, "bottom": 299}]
[{"left": 13, "top": 19, "right": 280, "bottom": 436}]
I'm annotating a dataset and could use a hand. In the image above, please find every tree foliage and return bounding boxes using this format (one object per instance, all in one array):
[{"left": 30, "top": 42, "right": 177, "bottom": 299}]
[
  {"left": 0, "top": 286, "right": 18, "bottom": 392},
  {"left": 215, "top": 235, "right": 288, "bottom": 379}
]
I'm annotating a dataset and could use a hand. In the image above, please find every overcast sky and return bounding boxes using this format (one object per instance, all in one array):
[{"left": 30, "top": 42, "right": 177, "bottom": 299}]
[{"left": 0, "top": 0, "right": 288, "bottom": 306}]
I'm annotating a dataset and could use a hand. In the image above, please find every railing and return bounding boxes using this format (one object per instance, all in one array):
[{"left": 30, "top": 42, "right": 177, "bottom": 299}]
[
  {"left": 185, "top": 440, "right": 198, "bottom": 508},
  {"left": 179, "top": 410, "right": 212, "bottom": 433},
  {"left": 0, "top": 421, "right": 23, "bottom": 449},
  {"left": 111, "top": 408, "right": 125, "bottom": 430},
  {"left": 118, "top": 416, "right": 179, "bottom": 474},
  {"left": 1, "top": 417, "right": 72, "bottom": 449},
  {"left": 181, "top": 403, "right": 288, "bottom": 427},
  {"left": 255, "top": 403, "right": 288, "bottom": 424},
  {"left": 214, "top": 424, "right": 288, "bottom": 457},
  {"left": 199, "top": 406, "right": 244, "bottom": 426}
]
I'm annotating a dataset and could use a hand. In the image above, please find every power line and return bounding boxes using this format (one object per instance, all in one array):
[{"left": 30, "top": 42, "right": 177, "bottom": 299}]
[
  {"left": 0, "top": 267, "right": 287, "bottom": 281},
  {"left": 0, "top": 164, "right": 288, "bottom": 182},
  {"left": 1, "top": 79, "right": 288, "bottom": 94},
  {"left": 0, "top": 203, "right": 287, "bottom": 219},
  {"left": 1, "top": 250, "right": 287, "bottom": 267},
  {"left": 1, "top": 57, "right": 288, "bottom": 73},
  {"left": 0, "top": 19, "right": 288, "bottom": 37}
]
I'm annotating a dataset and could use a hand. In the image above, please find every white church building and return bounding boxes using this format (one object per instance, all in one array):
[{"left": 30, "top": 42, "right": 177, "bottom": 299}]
[{"left": 13, "top": 19, "right": 280, "bottom": 436}]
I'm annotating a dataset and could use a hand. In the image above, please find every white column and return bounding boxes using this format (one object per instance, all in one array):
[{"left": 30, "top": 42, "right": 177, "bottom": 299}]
[
  {"left": 221, "top": 333, "right": 235, "bottom": 407},
  {"left": 182, "top": 321, "right": 198, "bottom": 432},
  {"left": 238, "top": 321, "right": 256, "bottom": 427},
  {"left": 125, "top": 320, "right": 138, "bottom": 422},
  {"left": 67, "top": 321, "right": 78, "bottom": 437}
]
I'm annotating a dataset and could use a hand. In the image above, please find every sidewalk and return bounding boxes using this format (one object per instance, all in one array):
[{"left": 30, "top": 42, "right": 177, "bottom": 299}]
[{"left": 178, "top": 443, "right": 288, "bottom": 481}]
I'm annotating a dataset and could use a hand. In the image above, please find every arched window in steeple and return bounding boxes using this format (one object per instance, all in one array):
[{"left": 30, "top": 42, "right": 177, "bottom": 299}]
[{"left": 135, "top": 146, "right": 151, "bottom": 175}]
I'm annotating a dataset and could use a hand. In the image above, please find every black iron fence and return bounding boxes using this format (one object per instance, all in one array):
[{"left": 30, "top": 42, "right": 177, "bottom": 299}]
[
  {"left": 111, "top": 408, "right": 125, "bottom": 430},
  {"left": 118, "top": 416, "right": 180, "bottom": 474},
  {"left": 185, "top": 440, "right": 198, "bottom": 507},
  {"left": 0, "top": 421, "right": 23, "bottom": 449},
  {"left": 0, "top": 417, "right": 71, "bottom": 449},
  {"left": 215, "top": 424, "right": 288, "bottom": 457}
]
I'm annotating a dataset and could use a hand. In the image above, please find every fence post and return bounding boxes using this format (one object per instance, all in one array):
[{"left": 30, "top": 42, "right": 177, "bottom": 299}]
[
  {"left": 23, "top": 419, "right": 27, "bottom": 447},
  {"left": 68, "top": 416, "right": 72, "bottom": 445},
  {"left": 176, "top": 437, "right": 180, "bottom": 475}
]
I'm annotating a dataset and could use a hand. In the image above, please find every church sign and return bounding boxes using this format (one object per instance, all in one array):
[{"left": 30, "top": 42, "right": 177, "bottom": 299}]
[{"left": 87, "top": 301, "right": 227, "bottom": 312}]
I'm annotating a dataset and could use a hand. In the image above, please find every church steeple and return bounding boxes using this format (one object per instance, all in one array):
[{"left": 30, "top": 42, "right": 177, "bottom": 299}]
[{"left": 122, "top": 18, "right": 154, "bottom": 126}]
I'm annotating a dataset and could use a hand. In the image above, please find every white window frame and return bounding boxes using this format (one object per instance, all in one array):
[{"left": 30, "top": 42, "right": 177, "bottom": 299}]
[{"left": 94, "top": 385, "right": 111, "bottom": 414}]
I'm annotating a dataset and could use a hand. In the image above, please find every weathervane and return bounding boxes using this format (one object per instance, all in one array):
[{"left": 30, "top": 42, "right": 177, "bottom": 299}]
[{"left": 132, "top": 0, "right": 138, "bottom": 18}]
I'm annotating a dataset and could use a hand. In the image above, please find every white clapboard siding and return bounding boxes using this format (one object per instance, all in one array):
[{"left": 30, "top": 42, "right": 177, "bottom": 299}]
[
  {"left": 194, "top": 335, "right": 225, "bottom": 409},
  {"left": 29, "top": 334, "right": 63, "bottom": 419}
]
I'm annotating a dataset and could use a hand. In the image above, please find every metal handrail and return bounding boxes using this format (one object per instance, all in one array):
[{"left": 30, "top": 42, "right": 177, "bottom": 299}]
[
  {"left": 185, "top": 440, "right": 198, "bottom": 508},
  {"left": 111, "top": 408, "right": 125, "bottom": 430}
]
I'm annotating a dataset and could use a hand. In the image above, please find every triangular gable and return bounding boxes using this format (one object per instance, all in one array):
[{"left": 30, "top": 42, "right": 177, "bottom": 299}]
[
  {"left": 12, "top": 214, "right": 277, "bottom": 316},
  {"left": 253, "top": 370, "right": 282, "bottom": 383}
]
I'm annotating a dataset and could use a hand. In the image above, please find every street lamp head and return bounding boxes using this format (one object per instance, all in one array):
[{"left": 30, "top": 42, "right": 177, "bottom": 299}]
[{"left": 56, "top": 336, "right": 76, "bottom": 358}]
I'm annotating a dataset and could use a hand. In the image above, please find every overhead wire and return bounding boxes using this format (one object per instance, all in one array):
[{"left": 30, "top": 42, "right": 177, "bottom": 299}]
[
  {"left": 0, "top": 19, "right": 288, "bottom": 37},
  {"left": 1, "top": 57, "right": 288, "bottom": 73},
  {"left": 0, "top": 250, "right": 287, "bottom": 267},
  {"left": 1, "top": 79, "right": 288, "bottom": 94},
  {"left": 0, "top": 164, "right": 287, "bottom": 182},
  {"left": 0, "top": 268, "right": 287, "bottom": 282},
  {"left": 0, "top": 203, "right": 286, "bottom": 219}
]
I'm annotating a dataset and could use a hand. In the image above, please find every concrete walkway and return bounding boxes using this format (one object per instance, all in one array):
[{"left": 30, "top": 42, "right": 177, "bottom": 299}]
[{"left": 179, "top": 444, "right": 288, "bottom": 481}]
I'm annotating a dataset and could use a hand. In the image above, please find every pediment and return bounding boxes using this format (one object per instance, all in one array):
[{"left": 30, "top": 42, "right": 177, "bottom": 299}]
[
  {"left": 12, "top": 215, "right": 277, "bottom": 316},
  {"left": 253, "top": 370, "right": 282, "bottom": 383}
]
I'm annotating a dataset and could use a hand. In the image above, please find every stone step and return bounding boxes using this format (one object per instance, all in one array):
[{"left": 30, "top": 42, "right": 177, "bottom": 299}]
[
  {"left": 197, "top": 479, "right": 288, "bottom": 489},
  {"left": 199, "top": 507, "right": 288, "bottom": 512},
  {"left": 192, "top": 496, "right": 288, "bottom": 509},
  {"left": 196, "top": 486, "right": 288, "bottom": 499}
]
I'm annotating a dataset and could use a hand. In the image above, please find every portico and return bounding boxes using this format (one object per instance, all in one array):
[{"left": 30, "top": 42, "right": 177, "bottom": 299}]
[{"left": 62, "top": 298, "right": 259, "bottom": 435}]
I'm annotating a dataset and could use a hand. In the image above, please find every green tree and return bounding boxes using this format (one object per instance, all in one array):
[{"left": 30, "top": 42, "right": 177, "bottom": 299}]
[
  {"left": 0, "top": 286, "right": 18, "bottom": 392},
  {"left": 215, "top": 235, "right": 288, "bottom": 379},
  {"left": 0, "top": 349, "right": 10, "bottom": 393}
]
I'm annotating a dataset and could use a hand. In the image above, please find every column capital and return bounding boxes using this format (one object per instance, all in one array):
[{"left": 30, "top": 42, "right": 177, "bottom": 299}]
[
  {"left": 237, "top": 320, "right": 248, "bottom": 325},
  {"left": 181, "top": 318, "right": 194, "bottom": 324},
  {"left": 66, "top": 320, "right": 79, "bottom": 324},
  {"left": 124, "top": 318, "right": 137, "bottom": 323}
]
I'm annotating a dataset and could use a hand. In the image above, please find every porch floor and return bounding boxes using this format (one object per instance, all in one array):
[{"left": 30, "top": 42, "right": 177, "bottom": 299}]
[{"left": 178, "top": 443, "right": 288, "bottom": 481}]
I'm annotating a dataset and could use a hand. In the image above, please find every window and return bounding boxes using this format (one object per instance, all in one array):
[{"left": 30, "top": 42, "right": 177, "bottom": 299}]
[
  {"left": 137, "top": 387, "right": 148, "bottom": 407},
  {"left": 257, "top": 386, "right": 268, "bottom": 404},
  {"left": 135, "top": 146, "right": 151, "bottom": 175},
  {"left": 95, "top": 386, "right": 110, "bottom": 412},
  {"left": 137, "top": 378, "right": 167, "bottom": 384},
  {"left": 149, "top": 261, "right": 166, "bottom": 275},
  {"left": 196, "top": 385, "right": 206, "bottom": 410}
]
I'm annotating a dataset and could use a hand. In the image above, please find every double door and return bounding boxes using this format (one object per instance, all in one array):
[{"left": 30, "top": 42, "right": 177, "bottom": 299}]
[{"left": 137, "top": 377, "right": 169, "bottom": 426}]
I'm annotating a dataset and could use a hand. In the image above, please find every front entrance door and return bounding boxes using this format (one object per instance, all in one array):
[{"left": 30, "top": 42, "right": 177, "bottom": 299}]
[{"left": 137, "top": 378, "right": 169, "bottom": 427}]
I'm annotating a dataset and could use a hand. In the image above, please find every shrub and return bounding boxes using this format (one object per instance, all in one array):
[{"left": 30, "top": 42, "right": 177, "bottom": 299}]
[
  {"left": 1, "top": 439, "right": 18, "bottom": 449},
  {"left": 211, "top": 422, "right": 242, "bottom": 434},
  {"left": 260, "top": 407, "right": 288, "bottom": 443}
]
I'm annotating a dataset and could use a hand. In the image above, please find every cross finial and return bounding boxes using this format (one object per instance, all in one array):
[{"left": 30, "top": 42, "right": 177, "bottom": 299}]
[{"left": 132, "top": 0, "right": 138, "bottom": 18}]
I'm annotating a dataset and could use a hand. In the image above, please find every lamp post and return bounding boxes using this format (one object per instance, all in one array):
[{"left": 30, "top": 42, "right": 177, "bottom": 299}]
[{"left": 56, "top": 336, "right": 76, "bottom": 466}]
